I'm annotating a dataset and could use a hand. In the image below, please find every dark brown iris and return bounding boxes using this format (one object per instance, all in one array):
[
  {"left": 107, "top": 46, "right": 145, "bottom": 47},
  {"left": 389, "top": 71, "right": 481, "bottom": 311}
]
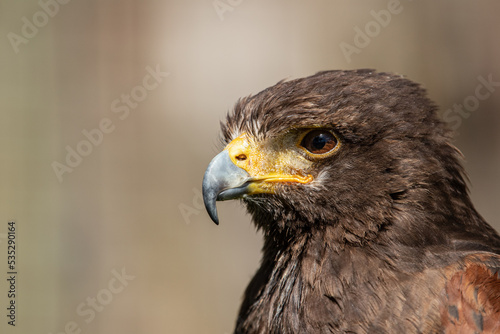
[{"left": 300, "top": 129, "right": 337, "bottom": 154}]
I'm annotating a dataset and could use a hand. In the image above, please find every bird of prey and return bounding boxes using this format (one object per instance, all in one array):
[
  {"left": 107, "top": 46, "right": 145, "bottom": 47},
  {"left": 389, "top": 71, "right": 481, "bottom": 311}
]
[{"left": 202, "top": 70, "right": 500, "bottom": 333}]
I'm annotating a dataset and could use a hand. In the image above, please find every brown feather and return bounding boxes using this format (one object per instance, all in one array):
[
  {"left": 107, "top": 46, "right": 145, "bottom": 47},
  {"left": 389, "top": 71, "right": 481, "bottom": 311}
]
[{"left": 442, "top": 254, "right": 500, "bottom": 333}]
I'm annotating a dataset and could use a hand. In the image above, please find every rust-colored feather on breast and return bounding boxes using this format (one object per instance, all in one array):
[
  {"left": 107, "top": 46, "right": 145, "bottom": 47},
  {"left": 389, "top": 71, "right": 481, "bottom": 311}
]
[{"left": 442, "top": 255, "right": 500, "bottom": 333}]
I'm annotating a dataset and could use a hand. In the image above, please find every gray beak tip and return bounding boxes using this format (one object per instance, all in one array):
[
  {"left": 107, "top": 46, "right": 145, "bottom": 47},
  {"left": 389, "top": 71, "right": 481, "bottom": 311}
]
[
  {"left": 202, "top": 150, "right": 250, "bottom": 225},
  {"left": 202, "top": 177, "right": 221, "bottom": 225},
  {"left": 204, "top": 197, "right": 220, "bottom": 225}
]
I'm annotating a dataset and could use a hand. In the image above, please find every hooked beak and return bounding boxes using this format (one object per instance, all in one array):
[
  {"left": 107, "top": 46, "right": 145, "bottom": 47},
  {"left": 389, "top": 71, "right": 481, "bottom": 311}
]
[
  {"left": 202, "top": 150, "right": 250, "bottom": 225},
  {"left": 202, "top": 134, "right": 313, "bottom": 225}
]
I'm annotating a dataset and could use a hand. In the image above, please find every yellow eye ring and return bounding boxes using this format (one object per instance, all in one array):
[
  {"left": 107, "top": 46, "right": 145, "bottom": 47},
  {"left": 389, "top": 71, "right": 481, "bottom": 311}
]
[{"left": 297, "top": 128, "right": 341, "bottom": 158}]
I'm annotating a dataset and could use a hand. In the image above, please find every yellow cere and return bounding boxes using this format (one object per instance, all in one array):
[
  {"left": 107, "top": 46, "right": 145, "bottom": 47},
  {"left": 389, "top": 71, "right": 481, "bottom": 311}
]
[{"left": 224, "top": 133, "right": 313, "bottom": 194}]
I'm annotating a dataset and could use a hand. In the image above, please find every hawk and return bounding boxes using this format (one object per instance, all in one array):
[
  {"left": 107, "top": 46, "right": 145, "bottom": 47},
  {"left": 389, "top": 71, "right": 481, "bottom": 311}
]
[{"left": 202, "top": 70, "right": 500, "bottom": 333}]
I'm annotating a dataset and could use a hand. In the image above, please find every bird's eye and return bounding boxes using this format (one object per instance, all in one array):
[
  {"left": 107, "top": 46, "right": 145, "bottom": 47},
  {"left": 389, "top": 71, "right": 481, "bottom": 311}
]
[{"left": 300, "top": 129, "right": 338, "bottom": 155}]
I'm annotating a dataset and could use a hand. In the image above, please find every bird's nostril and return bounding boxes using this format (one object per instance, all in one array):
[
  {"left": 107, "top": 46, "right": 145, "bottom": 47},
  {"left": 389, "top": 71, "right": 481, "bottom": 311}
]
[{"left": 235, "top": 154, "right": 247, "bottom": 161}]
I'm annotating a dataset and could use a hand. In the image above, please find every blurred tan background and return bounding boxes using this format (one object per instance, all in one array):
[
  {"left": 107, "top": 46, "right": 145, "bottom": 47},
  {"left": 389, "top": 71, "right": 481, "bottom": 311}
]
[{"left": 0, "top": 1, "right": 499, "bottom": 333}]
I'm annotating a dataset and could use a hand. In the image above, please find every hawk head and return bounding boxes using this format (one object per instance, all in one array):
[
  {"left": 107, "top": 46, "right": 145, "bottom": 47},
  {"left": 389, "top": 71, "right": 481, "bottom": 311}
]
[{"left": 202, "top": 70, "right": 483, "bottom": 247}]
